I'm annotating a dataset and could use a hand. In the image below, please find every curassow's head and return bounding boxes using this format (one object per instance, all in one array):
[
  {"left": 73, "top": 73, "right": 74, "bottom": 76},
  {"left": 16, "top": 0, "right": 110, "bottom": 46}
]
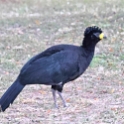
[{"left": 83, "top": 26, "right": 107, "bottom": 49}]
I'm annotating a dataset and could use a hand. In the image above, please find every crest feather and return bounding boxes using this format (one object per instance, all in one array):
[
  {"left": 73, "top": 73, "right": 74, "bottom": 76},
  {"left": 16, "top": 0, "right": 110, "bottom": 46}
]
[{"left": 84, "top": 26, "right": 102, "bottom": 36}]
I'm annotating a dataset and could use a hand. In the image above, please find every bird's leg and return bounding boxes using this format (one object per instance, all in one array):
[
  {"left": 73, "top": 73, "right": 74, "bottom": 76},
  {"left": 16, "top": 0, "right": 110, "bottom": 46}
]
[
  {"left": 51, "top": 89, "right": 58, "bottom": 108},
  {"left": 0, "top": 105, "right": 2, "bottom": 112},
  {"left": 57, "top": 91, "right": 67, "bottom": 107}
]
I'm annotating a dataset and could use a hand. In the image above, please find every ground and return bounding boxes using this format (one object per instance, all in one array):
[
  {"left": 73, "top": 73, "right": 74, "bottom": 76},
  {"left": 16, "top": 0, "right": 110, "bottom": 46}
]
[{"left": 0, "top": 0, "right": 124, "bottom": 123}]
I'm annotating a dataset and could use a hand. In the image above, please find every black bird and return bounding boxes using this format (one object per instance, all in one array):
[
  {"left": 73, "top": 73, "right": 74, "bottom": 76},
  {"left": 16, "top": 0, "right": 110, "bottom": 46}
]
[{"left": 0, "top": 26, "right": 106, "bottom": 112}]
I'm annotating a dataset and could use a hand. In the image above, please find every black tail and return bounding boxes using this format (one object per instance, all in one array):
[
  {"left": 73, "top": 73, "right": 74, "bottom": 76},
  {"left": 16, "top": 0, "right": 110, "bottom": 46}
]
[{"left": 0, "top": 79, "right": 25, "bottom": 112}]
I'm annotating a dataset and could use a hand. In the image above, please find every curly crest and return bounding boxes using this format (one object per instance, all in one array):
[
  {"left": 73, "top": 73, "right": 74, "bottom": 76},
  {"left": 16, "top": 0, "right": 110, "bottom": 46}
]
[{"left": 84, "top": 26, "right": 102, "bottom": 36}]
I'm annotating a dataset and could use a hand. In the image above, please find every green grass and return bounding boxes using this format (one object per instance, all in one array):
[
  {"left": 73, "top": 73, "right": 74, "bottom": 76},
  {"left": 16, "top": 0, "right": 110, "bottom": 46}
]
[{"left": 0, "top": 0, "right": 124, "bottom": 123}]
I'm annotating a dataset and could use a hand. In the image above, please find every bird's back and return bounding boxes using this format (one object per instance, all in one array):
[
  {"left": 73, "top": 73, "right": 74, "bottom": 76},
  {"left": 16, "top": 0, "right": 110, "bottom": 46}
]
[{"left": 19, "top": 44, "right": 94, "bottom": 85}]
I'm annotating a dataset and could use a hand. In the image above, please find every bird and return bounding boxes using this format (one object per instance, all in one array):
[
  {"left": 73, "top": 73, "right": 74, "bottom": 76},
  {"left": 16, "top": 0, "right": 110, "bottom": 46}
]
[{"left": 0, "top": 26, "right": 106, "bottom": 112}]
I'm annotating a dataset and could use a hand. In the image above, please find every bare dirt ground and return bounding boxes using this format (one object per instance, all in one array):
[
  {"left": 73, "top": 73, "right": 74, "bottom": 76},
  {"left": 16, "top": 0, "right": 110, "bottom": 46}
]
[{"left": 0, "top": 0, "right": 124, "bottom": 123}]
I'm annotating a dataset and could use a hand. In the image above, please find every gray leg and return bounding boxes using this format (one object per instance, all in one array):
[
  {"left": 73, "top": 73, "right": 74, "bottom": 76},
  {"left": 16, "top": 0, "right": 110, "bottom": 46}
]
[
  {"left": 51, "top": 89, "right": 58, "bottom": 108},
  {"left": 57, "top": 91, "right": 67, "bottom": 107}
]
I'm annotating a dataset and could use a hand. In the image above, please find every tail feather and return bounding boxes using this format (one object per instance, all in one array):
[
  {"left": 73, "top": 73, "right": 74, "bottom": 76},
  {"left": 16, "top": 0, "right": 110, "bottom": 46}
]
[{"left": 0, "top": 79, "right": 25, "bottom": 112}]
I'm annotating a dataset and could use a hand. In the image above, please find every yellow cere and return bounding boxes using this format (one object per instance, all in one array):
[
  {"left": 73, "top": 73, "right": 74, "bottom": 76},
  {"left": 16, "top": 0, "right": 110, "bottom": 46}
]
[{"left": 99, "top": 33, "right": 104, "bottom": 40}]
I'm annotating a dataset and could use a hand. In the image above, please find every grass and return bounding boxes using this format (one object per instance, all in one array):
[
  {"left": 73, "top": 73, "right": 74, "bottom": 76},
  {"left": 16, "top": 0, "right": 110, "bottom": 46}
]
[{"left": 0, "top": 0, "right": 124, "bottom": 123}]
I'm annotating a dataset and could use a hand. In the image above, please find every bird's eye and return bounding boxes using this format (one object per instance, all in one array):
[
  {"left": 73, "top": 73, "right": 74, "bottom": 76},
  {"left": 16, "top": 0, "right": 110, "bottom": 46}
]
[{"left": 91, "top": 34, "right": 96, "bottom": 39}]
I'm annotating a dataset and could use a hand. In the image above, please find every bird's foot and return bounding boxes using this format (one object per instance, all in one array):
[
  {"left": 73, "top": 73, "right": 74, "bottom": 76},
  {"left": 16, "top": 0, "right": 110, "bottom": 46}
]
[
  {"left": 63, "top": 102, "right": 70, "bottom": 107},
  {"left": 54, "top": 104, "right": 59, "bottom": 109}
]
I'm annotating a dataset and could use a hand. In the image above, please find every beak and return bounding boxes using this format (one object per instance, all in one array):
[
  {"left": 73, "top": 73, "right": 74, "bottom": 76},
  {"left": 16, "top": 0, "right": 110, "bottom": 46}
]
[
  {"left": 99, "top": 33, "right": 107, "bottom": 40},
  {"left": 103, "top": 35, "right": 107, "bottom": 39}
]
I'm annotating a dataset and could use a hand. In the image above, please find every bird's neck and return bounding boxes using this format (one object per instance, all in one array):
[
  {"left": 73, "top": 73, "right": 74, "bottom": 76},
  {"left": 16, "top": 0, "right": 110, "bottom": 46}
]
[
  {"left": 82, "top": 45, "right": 95, "bottom": 52},
  {"left": 82, "top": 38, "right": 97, "bottom": 52}
]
